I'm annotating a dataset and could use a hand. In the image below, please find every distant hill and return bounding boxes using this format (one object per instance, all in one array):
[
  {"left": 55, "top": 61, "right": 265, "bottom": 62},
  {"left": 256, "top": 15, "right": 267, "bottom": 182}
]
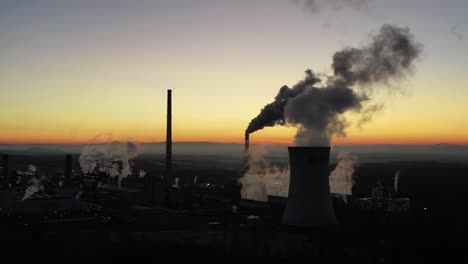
[{"left": 0, "top": 142, "right": 467, "bottom": 163}]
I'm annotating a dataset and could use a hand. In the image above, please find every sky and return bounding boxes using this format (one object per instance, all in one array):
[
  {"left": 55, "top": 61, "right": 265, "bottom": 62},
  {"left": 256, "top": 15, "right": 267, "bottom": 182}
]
[{"left": 0, "top": 0, "right": 467, "bottom": 145}]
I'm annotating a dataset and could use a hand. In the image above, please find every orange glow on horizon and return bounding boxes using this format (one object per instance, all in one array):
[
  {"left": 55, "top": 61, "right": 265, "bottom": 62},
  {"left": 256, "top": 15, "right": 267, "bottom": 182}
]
[{"left": 1, "top": 135, "right": 467, "bottom": 146}]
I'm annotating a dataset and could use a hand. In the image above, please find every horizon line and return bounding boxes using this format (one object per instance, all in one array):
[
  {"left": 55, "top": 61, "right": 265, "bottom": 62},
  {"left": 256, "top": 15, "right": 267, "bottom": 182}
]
[{"left": 0, "top": 141, "right": 467, "bottom": 147}]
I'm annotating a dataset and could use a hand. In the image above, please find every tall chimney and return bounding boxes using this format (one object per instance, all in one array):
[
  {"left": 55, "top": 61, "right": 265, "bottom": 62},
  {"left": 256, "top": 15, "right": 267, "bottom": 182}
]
[
  {"left": 166, "top": 89, "right": 172, "bottom": 169},
  {"left": 283, "top": 147, "right": 337, "bottom": 227},
  {"left": 243, "top": 132, "right": 250, "bottom": 170},
  {"left": 65, "top": 154, "right": 72, "bottom": 184},
  {"left": 2, "top": 154, "right": 8, "bottom": 178}
]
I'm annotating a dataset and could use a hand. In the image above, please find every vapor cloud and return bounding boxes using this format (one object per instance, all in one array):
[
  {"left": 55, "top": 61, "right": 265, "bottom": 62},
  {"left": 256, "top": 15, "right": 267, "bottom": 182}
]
[
  {"left": 239, "top": 146, "right": 289, "bottom": 201},
  {"left": 16, "top": 164, "right": 37, "bottom": 176},
  {"left": 79, "top": 141, "right": 141, "bottom": 187},
  {"left": 246, "top": 24, "right": 422, "bottom": 146},
  {"left": 22, "top": 176, "right": 46, "bottom": 201},
  {"left": 329, "top": 152, "right": 356, "bottom": 203},
  {"left": 240, "top": 149, "right": 360, "bottom": 202}
]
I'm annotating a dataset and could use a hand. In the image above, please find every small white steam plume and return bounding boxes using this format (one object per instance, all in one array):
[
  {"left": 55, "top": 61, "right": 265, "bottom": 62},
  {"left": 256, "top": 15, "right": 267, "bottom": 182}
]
[
  {"left": 16, "top": 164, "right": 37, "bottom": 176},
  {"left": 79, "top": 141, "right": 141, "bottom": 188},
  {"left": 239, "top": 145, "right": 289, "bottom": 202},
  {"left": 28, "top": 164, "right": 36, "bottom": 173},
  {"left": 329, "top": 152, "right": 356, "bottom": 203},
  {"left": 22, "top": 176, "right": 45, "bottom": 201},
  {"left": 138, "top": 170, "right": 146, "bottom": 179},
  {"left": 75, "top": 191, "right": 83, "bottom": 200},
  {"left": 172, "top": 177, "right": 180, "bottom": 188},
  {"left": 394, "top": 170, "right": 400, "bottom": 193}
]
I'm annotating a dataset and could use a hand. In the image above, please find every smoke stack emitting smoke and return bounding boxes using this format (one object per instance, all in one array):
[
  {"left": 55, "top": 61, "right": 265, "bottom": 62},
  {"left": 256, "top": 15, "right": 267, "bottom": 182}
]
[{"left": 245, "top": 24, "right": 422, "bottom": 146}]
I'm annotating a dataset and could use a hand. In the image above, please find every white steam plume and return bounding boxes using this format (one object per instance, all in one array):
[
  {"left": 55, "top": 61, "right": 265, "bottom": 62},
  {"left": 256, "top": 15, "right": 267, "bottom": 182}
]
[
  {"left": 22, "top": 176, "right": 45, "bottom": 201},
  {"left": 241, "top": 149, "right": 360, "bottom": 202},
  {"left": 16, "top": 164, "right": 37, "bottom": 176},
  {"left": 329, "top": 152, "right": 356, "bottom": 203},
  {"left": 28, "top": 164, "right": 36, "bottom": 173},
  {"left": 79, "top": 141, "right": 141, "bottom": 188},
  {"left": 239, "top": 145, "right": 289, "bottom": 202}
]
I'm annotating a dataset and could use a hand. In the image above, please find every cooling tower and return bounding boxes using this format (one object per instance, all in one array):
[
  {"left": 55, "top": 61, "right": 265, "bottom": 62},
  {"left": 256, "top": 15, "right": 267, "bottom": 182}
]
[{"left": 283, "top": 147, "right": 337, "bottom": 227}]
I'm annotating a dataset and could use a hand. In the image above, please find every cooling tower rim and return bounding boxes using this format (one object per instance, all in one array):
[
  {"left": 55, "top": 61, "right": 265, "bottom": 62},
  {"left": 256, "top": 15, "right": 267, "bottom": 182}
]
[{"left": 288, "top": 146, "right": 331, "bottom": 150}]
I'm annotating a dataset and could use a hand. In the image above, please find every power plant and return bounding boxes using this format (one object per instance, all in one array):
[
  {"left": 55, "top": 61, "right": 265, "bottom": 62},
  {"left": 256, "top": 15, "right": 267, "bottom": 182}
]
[{"left": 0, "top": 89, "right": 448, "bottom": 259}]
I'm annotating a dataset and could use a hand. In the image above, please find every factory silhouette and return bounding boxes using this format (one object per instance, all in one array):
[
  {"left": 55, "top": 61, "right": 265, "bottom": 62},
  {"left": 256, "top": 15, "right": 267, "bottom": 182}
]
[{"left": 2, "top": 88, "right": 466, "bottom": 261}]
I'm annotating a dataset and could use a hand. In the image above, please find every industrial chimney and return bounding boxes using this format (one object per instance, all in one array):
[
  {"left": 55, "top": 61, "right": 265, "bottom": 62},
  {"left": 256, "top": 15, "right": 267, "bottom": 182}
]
[
  {"left": 1, "top": 154, "right": 8, "bottom": 178},
  {"left": 243, "top": 132, "right": 250, "bottom": 172},
  {"left": 65, "top": 154, "right": 72, "bottom": 185},
  {"left": 283, "top": 147, "right": 337, "bottom": 227},
  {"left": 166, "top": 89, "right": 172, "bottom": 169}
]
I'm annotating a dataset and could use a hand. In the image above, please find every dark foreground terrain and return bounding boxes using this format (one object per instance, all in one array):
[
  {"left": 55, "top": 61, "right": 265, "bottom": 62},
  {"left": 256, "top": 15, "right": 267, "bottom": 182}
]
[{"left": 1, "top": 153, "right": 468, "bottom": 260}]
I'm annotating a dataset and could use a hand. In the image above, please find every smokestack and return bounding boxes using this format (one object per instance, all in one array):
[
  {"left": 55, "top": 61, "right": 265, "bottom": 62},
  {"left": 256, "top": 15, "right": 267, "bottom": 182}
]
[
  {"left": 2, "top": 154, "right": 8, "bottom": 178},
  {"left": 243, "top": 132, "right": 249, "bottom": 168},
  {"left": 65, "top": 154, "right": 72, "bottom": 185},
  {"left": 166, "top": 89, "right": 172, "bottom": 169},
  {"left": 283, "top": 147, "right": 337, "bottom": 227}
]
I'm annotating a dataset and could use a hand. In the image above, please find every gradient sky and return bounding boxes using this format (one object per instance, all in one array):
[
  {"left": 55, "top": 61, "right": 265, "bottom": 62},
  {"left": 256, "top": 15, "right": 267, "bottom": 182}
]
[{"left": 0, "top": 0, "right": 467, "bottom": 145}]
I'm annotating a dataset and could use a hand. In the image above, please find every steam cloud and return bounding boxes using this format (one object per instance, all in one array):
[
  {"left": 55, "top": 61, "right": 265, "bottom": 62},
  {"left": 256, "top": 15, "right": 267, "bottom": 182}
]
[
  {"left": 329, "top": 152, "right": 356, "bottom": 203},
  {"left": 138, "top": 169, "right": 146, "bottom": 179},
  {"left": 79, "top": 141, "right": 141, "bottom": 187},
  {"left": 22, "top": 176, "right": 46, "bottom": 201},
  {"left": 246, "top": 24, "right": 422, "bottom": 146},
  {"left": 241, "top": 149, "right": 360, "bottom": 201},
  {"left": 240, "top": 146, "right": 289, "bottom": 201},
  {"left": 16, "top": 164, "right": 37, "bottom": 176}
]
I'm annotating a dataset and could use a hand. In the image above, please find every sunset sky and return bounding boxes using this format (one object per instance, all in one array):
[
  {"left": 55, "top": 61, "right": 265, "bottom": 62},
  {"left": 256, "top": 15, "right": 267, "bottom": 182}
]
[{"left": 0, "top": 0, "right": 467, "bottom": 145}]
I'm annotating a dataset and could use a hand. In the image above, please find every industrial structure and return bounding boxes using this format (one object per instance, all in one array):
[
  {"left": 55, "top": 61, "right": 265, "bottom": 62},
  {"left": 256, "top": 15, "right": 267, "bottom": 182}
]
[
  {"left": 0, "top": 90, "right": 427, "bottom": 259},
  {"left": 166, "top": 89, "right": 172, "bottom": 170},
  {"left": 282, "top": 147, "right": 337, "bottom": 227}
]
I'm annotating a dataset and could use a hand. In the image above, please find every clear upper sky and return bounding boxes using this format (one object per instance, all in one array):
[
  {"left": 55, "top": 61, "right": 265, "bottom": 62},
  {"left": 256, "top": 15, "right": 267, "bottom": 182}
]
[{"left": 0, "top": 0, "right": 467, "bottom": 145}]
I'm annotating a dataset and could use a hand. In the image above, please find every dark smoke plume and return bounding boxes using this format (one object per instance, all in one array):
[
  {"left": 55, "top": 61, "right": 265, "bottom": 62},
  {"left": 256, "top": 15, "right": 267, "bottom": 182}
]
[
  {"left": 246, "top": 24, "right": 422, "bottom": 146},
  {"left": 245, "top": 69, "right": 320, "bottom": 134}
]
